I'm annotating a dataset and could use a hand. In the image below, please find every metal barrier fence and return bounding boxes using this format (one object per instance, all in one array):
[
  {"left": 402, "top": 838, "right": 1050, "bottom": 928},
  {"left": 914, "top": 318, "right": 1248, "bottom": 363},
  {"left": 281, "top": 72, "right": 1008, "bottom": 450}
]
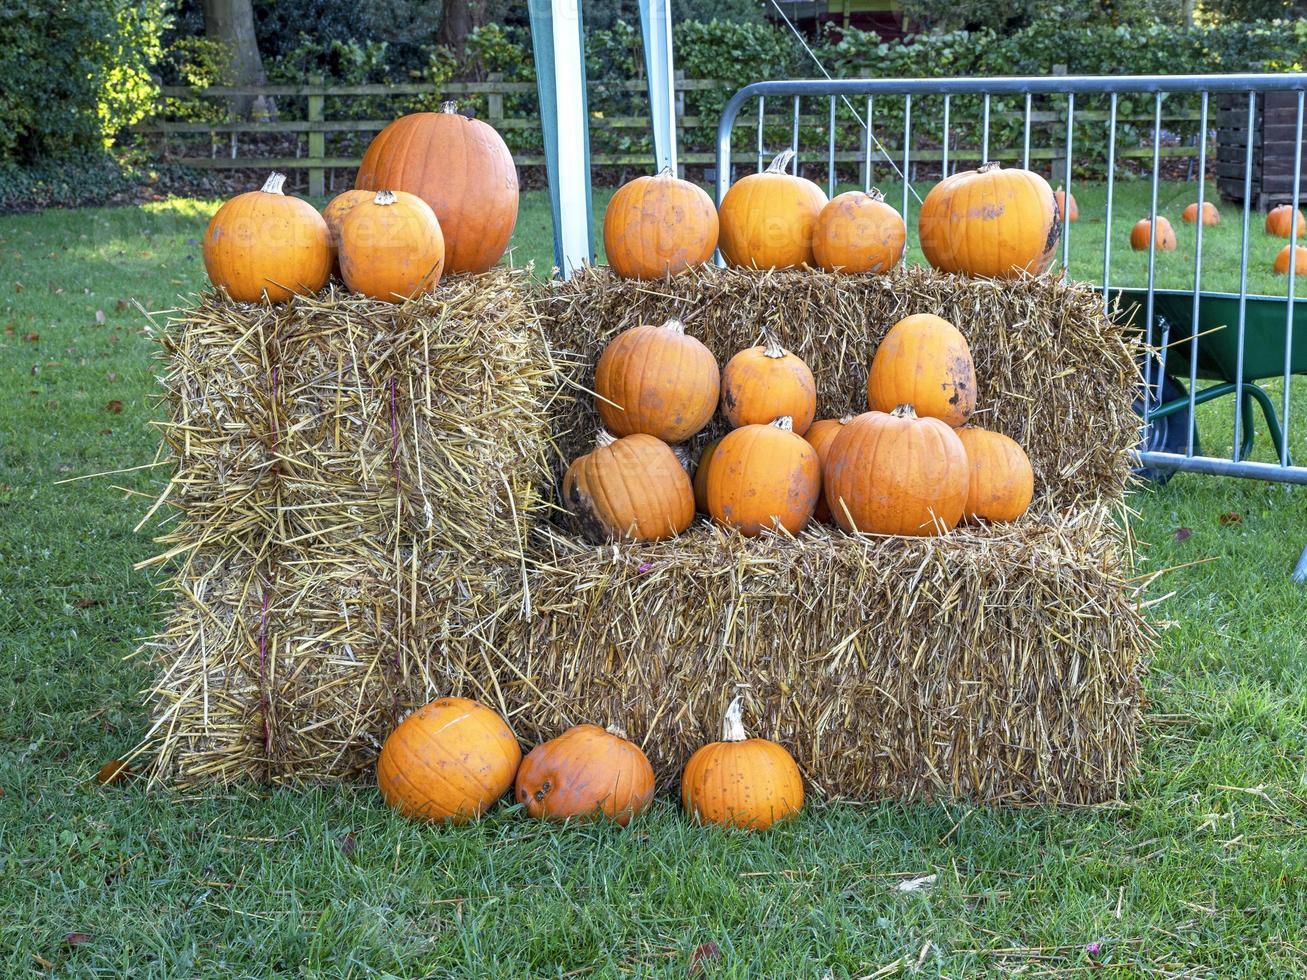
[{"left": 715, "top": 74, "right": 1307, "bottom": 487}]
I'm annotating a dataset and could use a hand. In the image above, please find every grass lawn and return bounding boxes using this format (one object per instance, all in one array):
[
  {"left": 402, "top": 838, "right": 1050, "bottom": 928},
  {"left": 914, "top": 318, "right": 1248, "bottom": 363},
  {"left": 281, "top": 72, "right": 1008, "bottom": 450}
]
[{"left": 1, "top": 181, "right": 1305, "bottom": 977}]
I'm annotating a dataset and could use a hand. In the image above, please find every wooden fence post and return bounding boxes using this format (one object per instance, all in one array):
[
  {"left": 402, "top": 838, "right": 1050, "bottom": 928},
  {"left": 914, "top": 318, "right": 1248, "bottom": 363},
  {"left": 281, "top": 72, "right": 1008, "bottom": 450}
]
[
  {"left": 308, "top": 74, "right": 325, "bottom": 197},
  {"left": 486, "top": 72, "right": 505, "bottom": 127}
]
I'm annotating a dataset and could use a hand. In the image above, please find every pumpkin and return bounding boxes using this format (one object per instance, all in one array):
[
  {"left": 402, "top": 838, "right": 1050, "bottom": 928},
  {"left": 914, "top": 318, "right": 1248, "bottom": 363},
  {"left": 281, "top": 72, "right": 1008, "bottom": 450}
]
[
  {"left": 720, "top": 340, "right": 817, "bottom": 435},
  {"left": 377, "top": 696, "right": 521, "bottom": 824},
  {"left": 681, "top": 697, "right": 803, "bottom": 831},
  {"left": 338, "top": 190, "right": 445, "bottom": 302},
  {"left": 1182, "top": 201, "right": 1221, "bottom": 226},
  {"left": 594, "top": 319, "right": 720, "bottom": 442},
  {"left": 1055, "top": 187, "right": 1079, "bottom": 222},
  {"left": 706, "top": 416, "right": 820, "bottom": 537},
  {"left": 803, "top": 416, "right": 852, "bottom": 523},
  {"left": 563, "top": 430, "right": 694, "bottom": 543},
  {"left": 1131, "top": 216, "right": 1177, "bottom": 252},
  {"left": 867, "top": 313, "right": 976, "bottom": 427},
  {"left": 1266, "top": 204, "right": 1305, "bottom": 239},
  {"left": 202, "top": 172, "right": 331, "bottom": 303},
  {"left": 718, "top": 150, "right": 828, "bottom": 270},
  {"left": 918, "top": 163, "right": 1060, "bottom": 278},
  {"left": 515, "top": 724, "right": 655, "bottom": 826},
  {"left": 824, "top": 405, "right": 969, "bottom": 536},
  {"left": 955, "top": 426, "right": 1034, "bottom": 523},
  {"left": 692, "top": 437, "right": 722, "bottom": 514},
  {"left": 321, "top": 189, "right": 374, "bottom": 278},
  {"left": 1273, "top": 244, "right": 1307, "bottom": 275},
  {"left": 811, "top": 188, "right": 906, "bottom": 273},
  {"left": 603, "top": 169, "right": 719, "bottom": 279},
  {"left": 355, "top": 103, "right": 518, "bottom": 273}
]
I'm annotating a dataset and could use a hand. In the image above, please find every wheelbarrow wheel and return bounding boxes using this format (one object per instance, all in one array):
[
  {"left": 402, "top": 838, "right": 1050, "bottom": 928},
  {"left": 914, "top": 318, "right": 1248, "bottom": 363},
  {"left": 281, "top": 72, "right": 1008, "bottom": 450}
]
[{"left": 1132, "top": 373, "right": 1200, "bottom": 486}]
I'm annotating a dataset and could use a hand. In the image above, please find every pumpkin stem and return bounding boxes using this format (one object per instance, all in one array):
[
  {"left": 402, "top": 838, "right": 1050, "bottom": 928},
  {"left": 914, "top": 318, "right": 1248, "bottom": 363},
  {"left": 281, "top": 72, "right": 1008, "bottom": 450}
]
[
  {"left": 762, "top": 338, "right": 786, "bottom": 359},
  {"left": 260, "top": 172, "right": 287, "bottom": 195},
  {"left": 440, "top": 100, "right": 459, "bottom": 114},
  {"left": 979, "top": 161, "right": 1001, "bottom": 173},
  {"left": 595, "top": 428, "right": 617, "bottom": 448},
  {"left": 765, "top": 149, "right": 796, "bottom": 174},
  {"left": 605, "top": 724, "right": 630, "bottom": 740},
  {"left": 839, "top": 414, "right": 854, "bottom": 424},
  {"left": 770, "top": 416, "right": 794, "bottom": 431},
  {"left": 866, "top": 187, "right": 886, "bottom": 203},
  {"left": 660, "top": 318, "right": 686, "bottom": 334},
  {"left": 891, "top": 403, "right": 918, "bottom": 420},
  {"left": 672, "top": 443, "right": 692, "bottom": 472},
  {"left": 373, "top": 189, "right": 397, "bottom": 206},
  {"left": 722, "top": 697, "right": 747, "bottom": 742},
  {"left": 657, "top": 165, "right": 675, "bottom": 178}
]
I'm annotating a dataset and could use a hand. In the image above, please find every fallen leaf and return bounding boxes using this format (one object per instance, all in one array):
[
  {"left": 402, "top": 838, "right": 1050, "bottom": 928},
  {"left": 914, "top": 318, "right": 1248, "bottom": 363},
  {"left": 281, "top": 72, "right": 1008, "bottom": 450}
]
[
  {"left": 64, "top": 932, "right": 93, "bottom": 947},
  {"left": 688, "top": 941, "right": 721, "bottom": 978},
  {"left": 13, "top": 281, "right": 23, "bottom": 292},
  {"left": 75, "top": 598, "right": 102, "bottom": 608},
  {"left": 1173, "top": 527, "right": 1192, "bottom": 542},
  {"left": 1219, "top": 511, "right": 1243, "bottom": 525},
  {"left": 23, "top": 331, "right": 38, "bottom": 342},
  {"left": 894, "top": 873, "right": 937, "bottom": 893},
  {"left": 106, "top": 371, "right": 118, "bottom": 382},
  {"left": 116, "top": 299, "right": 130, "bottom": 312},
  {"left": 94, "top": 309, "right": 106, "bottom": 324},
  {"left": 105, "top": 400, "right": 123, "bottom": 414},
  {"left": 99, "top": 428, "right": 113, "bottom": 435},
  {"left": 31, "top": 953, "right": 52, "bottom": 971},
  {"left": 338, "top": 831, "right": 357, "bottom": 855},
  {"left": 95, "top": 760, "right": 132, "bottom": 785}
]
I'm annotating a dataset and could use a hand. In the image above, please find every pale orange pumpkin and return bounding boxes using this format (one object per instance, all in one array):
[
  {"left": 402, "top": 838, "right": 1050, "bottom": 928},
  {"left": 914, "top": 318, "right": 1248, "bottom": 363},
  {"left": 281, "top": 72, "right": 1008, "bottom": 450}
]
[
  {"left": 918, "top": 163, "right": 1060, "bottom": 278},
  {"left": 338, "top": 190, "right": 445, "bottom": 302},
  {"left": 1131, "top": 216, "right": 1177, "bottom": 252},
  {"left": 706, "top": 417, "right": 820, "bottom": 537},
  {"left": 594, "top": 319, "right": 720, "bottom": 443},
  {"left": 1273, "top": 244, "right": 1307, "bottom": 275},
  {"left": 692, "top": 437, "right": 722, "bottom": 514},
  {"left": 515, "top": 724, "right": 655, "bottom": 826},
  {"left": 203, "top": 172, "right": 331, "bottom": 303},
  {"left": 955, "top": 426, "right": 1035, "bottom": 523},
  {"left": 811, "top": 188, "right": 906, "bottom": 273},
  {"left": 1266, "top": 204, "right": 1305, "bottom": 239},
  {"left": 1182, "top": 201, "right": 1220, "bottom": 226},
  {"left": 824, "top": 405, "right": 969, "bottom": 536},
  {"left": 803, "top": 416, "right": 853, "bottom": 523},
  {"left": 355, "top": 103, "right": 518, "bottom": 273},
  {"left": 720, "top": 340, "right": 817, "bottom": 435},
  {"left": 867, "top": 313, "right": 976, "bottom": 427},
  {"left": 1055, "top": 187, "right": 1079, "bottom": 222},
  {"left": 377, "top": 696, "right": 521, "bottom": 824},
  {"left": 321, "top": 189, "right": 374, "bottom": 278},
  {"left": 681, "top": 696, "right": 803, "bottom": 832},
  {"left": 563, "top": 431, "right": 694, "bottom": 543},
  {"left": 718, "top": 150, "right": 828, "bottom": 270},
  {"left": 603, "top": 169, "right": 719, "bottom": 279}
]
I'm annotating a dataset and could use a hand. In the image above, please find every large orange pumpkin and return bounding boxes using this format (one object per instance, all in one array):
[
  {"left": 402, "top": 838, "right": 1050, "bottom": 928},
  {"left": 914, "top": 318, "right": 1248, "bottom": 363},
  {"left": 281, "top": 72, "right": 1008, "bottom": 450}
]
[
  {"left": 692, "top": 437, "right": 722, "bottom": 514},
  {"left": 824, "top": 406, "right": 969, "bottom": 536},
  {"left": 203, "top": 172, "right": 331, "bottom": 303},
  {"left": 1273, "top": 244, "right": 1307, "bottom": 275},
  {"left": 867, "top": 313, "right": 976, "bottom": 427},
  {"left": 720, "top": 340, "right": 817, "bottom": 435},
  {"left": 1266, "top": 204, "right": 1305, "bottom": 239},
  {"left": 681, "top": 697, "right": 803, "bottom": 832},
  {"left": 718, "top": 150, "right": 828, "bottom": 270},
  {"left": 563, "top": 431, "right": 694, "bottom": 543},
  {"left": 603, "top": 169, "right": 719, "bottom": 279},
  {"left": 338, "top": 190, "right": 445, "bottom": 302},
  {"left": 377, "top": 696, "right": 521, "bottom": 824},
  {"left": 322, "top": 189, "right": 374, "bottom": 278},
  {"left": 811, "top": 189, "right": 906, "bottom": 273},
  {"left": 1131, "top": 216, "right": 1177, "bottom": 252},
  {"left": 355, "top": 103, "right": 518, "bottom": 274},
  {"left": 918, "top": 163, "right": 1060, "bottom": 278},
  {"left": 803, "top": 416, "right": 852, "bottom": 523},
  {"left": 1055, "top": 187, "right": 1079, "bottom": 222},
  {"left": 594, "top": 319, "right": 720, "bottom": 443},
  {"left": 706, "top": 417, "right": 820, "bottom": 537},
  {"left": 955, "top": 426, "right": 1034, "bottom": 523},
  {"left": 515, "top": 724, "right": 655, "bottom": 826},
  {"left": 1182, "top": 201, "right": 1221, "bottom": 226}
]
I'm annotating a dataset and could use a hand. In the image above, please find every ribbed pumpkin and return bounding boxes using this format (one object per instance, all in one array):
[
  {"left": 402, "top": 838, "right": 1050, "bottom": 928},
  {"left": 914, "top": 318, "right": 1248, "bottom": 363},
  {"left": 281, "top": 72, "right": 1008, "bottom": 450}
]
[
  {"left": 803, "top": 416, "right": 852, "bottom": 523},
  {"left": 706, "top": 417, "right": 820, "bottom": 537},
  {"left": 1266, "top": 204, "right": 1305, "bottom": 239},
  {"left": 918, "top": 163, "right": 1060, "bottom": 278},
  {"left": 692, "top": 437, "right": 722, "bottom": 514},
  {"left": 338, "top": 190, "right": 445, "bottom": 302},
  {"left": 955, "top": 426, "right": 1035, "bottom": 523},
  {"left": 720, "top": 340, "right": 816, "bottom": 435},
  {"left": 1273, "top": 244, "right": 1307, "bottom": 275},
  {"left": 811, "top": 188, "right": 906, "bottom": 273},
  {"left": 321, "top": 189, "right": 374, "bottom": 278},
  {"left": 202, "top": 172, "right": 331, "bottom": 303},
  {"left": 681, "top": 697, "right": 803, "bottom": 832},
  {"left": 515, "top": 724, "right": 655, "bottom": 826},
  {"left": 594, "top": 319, "right": 720, "bottom": 442},
  {"left": 355, "top": 103, "right": 518, "bottom": 273},
  {"left": 377, "top": 697, "right": 521, "bottom": 824},
  {"left": 867, "top": 314, "right": 976, "bottom": 427},
  {"left": 718, "top": 150, "right": 828, "bottom": 270},
  {"left": 1131, "top": 216, "right": 1177, "bottom": 252},
  {"left": 603, "top": 169, "right": 719, "bottom": 279},
  {"left": 824, "top": 406, "right": 969, "bottom": 536},
  {"left": 563, "top": 431, "right": 694, "bottom": 543},
  {"left": 1182, "top": 201, "right": 1221, "bottom": 226},
  {"left": 1055, "top": 187, "right": 1079, "bottom": 222}
]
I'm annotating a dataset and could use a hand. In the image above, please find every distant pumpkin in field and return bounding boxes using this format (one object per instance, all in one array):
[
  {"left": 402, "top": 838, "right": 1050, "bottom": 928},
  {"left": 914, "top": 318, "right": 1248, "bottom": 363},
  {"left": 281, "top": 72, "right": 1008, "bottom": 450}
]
[
  {"left": 1273, "top": 244, "right": 1307, "bottom": 275},
  {"left": 1266, "top": 204, "right": 1305, "bottom": 239},
  {"left": 1130, "top": 216, "right": 1176, "bottom": 252},
  {"left": 1182, "top": 201, "right": 1220, "bottom": 226},
  {"left": 1054, "top": 187, "right": 1078, "bottom": 222}
]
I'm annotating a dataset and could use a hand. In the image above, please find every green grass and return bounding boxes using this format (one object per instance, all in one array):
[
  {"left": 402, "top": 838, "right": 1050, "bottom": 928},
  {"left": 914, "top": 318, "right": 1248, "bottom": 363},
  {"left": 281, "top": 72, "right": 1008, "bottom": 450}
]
[{"left": 1, "top": 184, "right": 1305, "bottom": 977}]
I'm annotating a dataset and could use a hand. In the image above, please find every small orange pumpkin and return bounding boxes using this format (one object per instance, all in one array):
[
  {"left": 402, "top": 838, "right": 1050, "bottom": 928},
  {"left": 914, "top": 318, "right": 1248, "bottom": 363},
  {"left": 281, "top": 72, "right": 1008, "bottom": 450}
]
[
  {"left": 1266, "top": 204, "right": 1305, "bottom": 239},
  {"left": 1130, "top": 216, "right": 1177, "bottom": 252},
  {"left": 563, "top": 431, "right": 694, "bottom": 543},
  {"left": 377, "top": 696, "right": 522, "bottom": 824},
  {"left": 803, "top": 416, "right": 853, "bottom": 523},
  {"left": 1182, "top": 201, "right": 1220, "bottom": 226},
  {"left": 339, "top": 190, "right": 445, "bottom": 302},
  {"left": 706, "top": 417, "right": 820, "bottom": 537},
  {"left": 1273, "top": 244, "right": 1307, "bottom": 275},
  {"left": 718, "top": 150, "right": 828, "bottom": 270},
  {"left": 824, "top": 405, "right": 969, "bottom": 536},
  {"left": 515, "top": 724, "right": 655, "bottom": 826},
  {"left": 867, "top": 313, "right": 976, "bottom": 427},
  {"left": 1055, "top": 187, "right": 1079, "bottom": 222},
  {"left": 603, "top": 169, "right": 719, "bottom": 279},
  {"left": 720, "top": 340, "right": 817, "bottom": 434},
  {"left": 692, "top": 437, "right": 722, "bottom": 514},
  {"left": 811, "top": 188, "right": 906, "bottom": 273},
  {"left": 681, "top": 696, "right": 803, "bottom": 832},
  {"left": 322, "top": 189, "right": 374, "bottom": 278},
  {"left": 955, "top": 426, "right": 1035, "bottom": 523},
  {"left": 202, "top": 172, "right": 332, "bottom": 303},
  {"left": 594, "top": 319, "right": 720, "bottom": 443}
]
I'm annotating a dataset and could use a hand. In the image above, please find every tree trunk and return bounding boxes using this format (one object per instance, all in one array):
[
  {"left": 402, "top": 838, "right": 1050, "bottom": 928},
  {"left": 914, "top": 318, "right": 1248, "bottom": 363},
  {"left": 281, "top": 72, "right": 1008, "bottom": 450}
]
[
  {"left": 203, "top": 0, "right": 268, "bottom": 119},
  {"left": 439, "top": 0, "right": 484, "bottom": 59}
]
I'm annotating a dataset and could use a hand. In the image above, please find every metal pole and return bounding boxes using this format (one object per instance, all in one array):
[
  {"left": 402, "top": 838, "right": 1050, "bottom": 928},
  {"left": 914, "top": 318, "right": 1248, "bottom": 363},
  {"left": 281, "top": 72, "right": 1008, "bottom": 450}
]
[
  {"left": 1187, "top": 91, "right": 1208, "bottom": 458},
  {"left": 638, "top": 0, "right": 678, "bottom": 173},
  {"left": 941, "top": 94, "right": 950, "bottom": 178},
  {"left": 1022, "top": 92, "right": 1032, "bottom": 170},
  {"left": 828, "top": 95, "right": 837, "bottom": 198},
  {"left": 1061, "top": 92, "right": 1074, "bottom": 278},
  {"left": 981, "top": 93, "right": 990, "bottom": 164},
  {"left": 756, "top": 96, "right": 765, "bottom": 173},
  {"left": 1103, "top": 93, "right": 1117, "bottom": 315},
  {"left": 863, "top": 96, "right": 873, "bottom": 191},
  {"left": 1281, "top": 90, "right": 1303, "bottom": 466},
  {"left": 902, "top": 95, "right": 912, "bottom": 262},
  {"left": 1233, "top": 93, "right": 1256, "bottom": 462},
  {"left": 791, "top": 95, "right": 800, "bottom": 174},
  {"left": 1144, "top": 93, "right": 1163, "bottom": 424}
]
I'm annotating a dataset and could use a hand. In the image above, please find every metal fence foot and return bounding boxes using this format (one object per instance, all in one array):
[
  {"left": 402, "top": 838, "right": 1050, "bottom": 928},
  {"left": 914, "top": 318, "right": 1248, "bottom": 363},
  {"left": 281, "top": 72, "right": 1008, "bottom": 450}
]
[{"left": 1294, "top": 545, "right": 1307, "bottom": 584}]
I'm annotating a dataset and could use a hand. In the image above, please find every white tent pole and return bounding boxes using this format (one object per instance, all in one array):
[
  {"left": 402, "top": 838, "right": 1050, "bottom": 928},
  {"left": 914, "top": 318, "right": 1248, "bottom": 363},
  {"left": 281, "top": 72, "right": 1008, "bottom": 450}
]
[{"left": 639, "top": 0, "right": 678, "bottom": 173}]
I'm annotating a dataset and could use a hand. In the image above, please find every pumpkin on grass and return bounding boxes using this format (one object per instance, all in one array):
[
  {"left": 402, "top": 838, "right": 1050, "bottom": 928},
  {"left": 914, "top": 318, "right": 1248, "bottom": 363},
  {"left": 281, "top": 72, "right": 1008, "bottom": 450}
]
[
  {"left": 338, "top": 190, "right": 445, "bottom": 302},
  {"left": 867, "top": 313, "right": 976, "bottom": 427},
  {"left": 720, "top": 340, "right": 816, "bottom": 434},
  {"left": 811, "top": 188, "right": 905, "bottom": 273},
  {"left": 1182, "top": 201, "right": 1221, "bottom": 226},
  {"left": 1055, "top": 187, "right": 1079, "bottom": 222},
  {"left": 563, "top": 431, "right": 694, "bottom": 543},
  {"left": 706, "top": 417, "right": 820, "bottom": 537},
  {"left": 1273, "top": 244, "right": 1307, "bottom": 275},
  {"left": 955, "top": 426, "right": 1034, "bottom": 523},
  {"left": 681, "top": 696, "right": 803, "bottom": 831},
  {"left": 803, "top": 416, "right": 852, "bottom": 523},
  {"left": 1131, "top": 216, "right": 1177, "bottom": 252},
  {"left": 321, "top": 189, "right": 374, "bottom": 278},
  {"left": 594, "top": 319, "right": 720, "bottom": 442},
  {"left": 603, "top": 169, "right": 719, "bottom": 279},
  {"left": 203, "top": 172, "right": 331, "bottom": 303},
  {"left": 718, "top": 150, "right": 828, "bottom": 270},
  {"left": 692, "top": 437, "right": 722, "bottom": 514},
  {"left": 1266, "top": 204, "right": 1305, "bottom": 239},
  {"left": 515, "top": 724, "right": 655, "bottom": 826},
  {"left": 377, "top": 697, "right": 521, "bottom": 824}
]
